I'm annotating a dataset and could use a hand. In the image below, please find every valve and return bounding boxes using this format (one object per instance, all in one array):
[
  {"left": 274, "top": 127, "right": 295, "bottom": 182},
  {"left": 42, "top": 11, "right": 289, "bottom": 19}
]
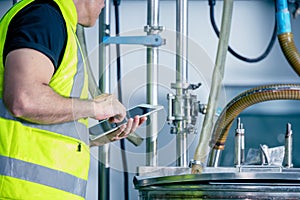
[{"left": 167, "top": 82, "right": 202, "bottom": 134}]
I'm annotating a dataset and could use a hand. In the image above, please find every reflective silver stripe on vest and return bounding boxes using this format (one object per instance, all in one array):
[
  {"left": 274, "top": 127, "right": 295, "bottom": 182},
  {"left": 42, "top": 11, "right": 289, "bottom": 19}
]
[
  {"left": 0, "top": 99, "right": 89, "bottom": 144},
  {"left": 71, "top": 40, "right": 85, "bottom": 98},
  {"left": 0, "top": 155, "right": 87, "bottom": 198}
]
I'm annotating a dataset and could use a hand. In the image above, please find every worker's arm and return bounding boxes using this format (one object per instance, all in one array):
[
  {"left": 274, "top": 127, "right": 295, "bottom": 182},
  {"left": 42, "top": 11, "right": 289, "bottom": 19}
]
[{"left": 3, "top": 48, "right": 126, "bottom": 124}]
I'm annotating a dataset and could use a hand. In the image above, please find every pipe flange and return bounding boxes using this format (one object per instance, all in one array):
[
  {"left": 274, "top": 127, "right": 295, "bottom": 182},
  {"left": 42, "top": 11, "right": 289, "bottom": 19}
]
[
  {"left": 171, "top": 82, "right": 190, "bottom": 90},
  {"left": 144, "top": 25, "right": 165, "bottom": 33}
]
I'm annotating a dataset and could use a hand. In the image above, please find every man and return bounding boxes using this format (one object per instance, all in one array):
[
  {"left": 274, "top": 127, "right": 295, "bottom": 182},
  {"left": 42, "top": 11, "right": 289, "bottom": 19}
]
[{"left": 0, "top": 0, "right": 146, "bottom": 199}]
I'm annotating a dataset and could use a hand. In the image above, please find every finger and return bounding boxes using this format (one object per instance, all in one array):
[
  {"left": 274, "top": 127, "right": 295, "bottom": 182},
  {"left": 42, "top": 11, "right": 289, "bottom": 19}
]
[
  {"left": 108, "top": 114, "right": 125, "bottom": 123},
  {"left": 108, "top": 104, "right": 126, "bottom": 123},
  {"left": 129, "top": 116, "right": 141, "bottom": 133},
  {"left": 111, "top": 116, "right": 146, "bottom": 141},
  {"left": 93, "top": 93, "right": 110, "bottom": 101},
  {"left": 120, "top": 118, "right": 133, "bottom": 137},
  {"left": 100, "top": 93, "right": 110, "bottom": 97},
  {"left": 111, "top": 124, "right": 127, "bottom": 140},
  {"left": 138, "top": 116, "right": 147, "bottom": 125}
]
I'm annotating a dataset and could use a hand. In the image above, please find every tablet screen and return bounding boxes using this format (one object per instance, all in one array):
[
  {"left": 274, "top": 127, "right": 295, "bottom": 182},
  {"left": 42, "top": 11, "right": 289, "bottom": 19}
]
[
  {"left": 127, "top": 106, "right": 156, "bottom": 118},
  {"left": 89, "top": 104, "right": 163, "bottom": 140}
]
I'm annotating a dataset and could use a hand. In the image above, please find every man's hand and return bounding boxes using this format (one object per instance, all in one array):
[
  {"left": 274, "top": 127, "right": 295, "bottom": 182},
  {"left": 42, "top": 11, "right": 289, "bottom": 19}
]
[
  {"left": 92, "top": 94, "right": 126, "bottom": 123},
  {"left": 90, "top": 115, "right": 147, "bottom": 146}
]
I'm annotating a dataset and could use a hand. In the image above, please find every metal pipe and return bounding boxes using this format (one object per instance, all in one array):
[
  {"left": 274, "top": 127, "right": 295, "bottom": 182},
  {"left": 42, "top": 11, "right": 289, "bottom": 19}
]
[
  {"left": 176, "top": 132, "right": 188, "bottom": 167},
  {"left": 192, "top": 0, "right": 234, "bottom": 174},
  {"left": 234, "top": 118, "right": 245, "bottom": 166},
  {"left": 284, "top": 123, "right": 293, "bottom": 168},
  {"left": 98, "top": 1, "right": 111, "bottom": 199},
  {"left": 175, "top": 0, "right": 189, "bottom": 167},
  {"left": 146, "top": 0, "right": 160, "bottom": 166},
  {"left": 176, "top": 0, "right": 188, "bottom": 83},
  {"left": 208, "top": 84, "right": 300, "bottom": 167},
  {"left": 207, "top": 148, "right": 221, "bottom": 167}
]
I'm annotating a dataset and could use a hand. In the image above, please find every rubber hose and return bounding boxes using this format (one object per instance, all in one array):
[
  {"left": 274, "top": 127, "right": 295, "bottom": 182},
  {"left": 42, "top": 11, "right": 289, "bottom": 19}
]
[
  {"left": 209, "top": 0, "right": 277, "bottom": 63},
  {"left": 276, "top": 0, "right": 300, "bottom": 76},
  {"left": 278, "top": 33, "right": 300, "bottom": 76},
  {"left": 210, "top": 84, "right": 300, "bottom": 151},
  {"left": 192, "top": 0, "right": 234, "bottom": 174}
]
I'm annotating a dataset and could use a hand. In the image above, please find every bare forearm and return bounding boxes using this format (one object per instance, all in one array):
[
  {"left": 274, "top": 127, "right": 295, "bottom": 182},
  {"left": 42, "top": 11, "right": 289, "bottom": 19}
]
[
  {"left": 4, "top": 84, "right": 95, "bottom": 124},
  {"left": 4, "top": 49, "right": 126, "bottom": 125},
  {"left": 22, "top": 97, "right": 94, "bottom": 125}
]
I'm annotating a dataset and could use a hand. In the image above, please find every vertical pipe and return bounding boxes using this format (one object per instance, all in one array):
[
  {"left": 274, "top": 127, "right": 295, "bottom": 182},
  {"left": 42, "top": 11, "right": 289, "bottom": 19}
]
[
  {"left": 234, "top": 118, "right": 245, "bottom": 166},
  {"left": 284, "top": 123, "right": 293, "bottom": 168},
  {"left": 192, "top": 0, "right": 234, "bottom": 173},
  {"left": 276, "top": 0, "right": 291, "bottom": 35},
  {"left": 176, "top": 0, "right": 188, "bottom": 83},
  {"left": 175, "top": 0, "right": 189, "bottom": 167},
  {"left": 146, "top": 0, "right": 160, "bottom": 166},
  {"left": 98, "top": 1, "right": 111, "bottom": 199}
]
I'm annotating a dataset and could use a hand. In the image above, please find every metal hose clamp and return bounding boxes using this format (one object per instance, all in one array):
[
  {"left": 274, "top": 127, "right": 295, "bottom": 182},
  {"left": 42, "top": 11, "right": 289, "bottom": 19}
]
[{"left": 189, "top": 159, "right": 204, "bottom": 168}]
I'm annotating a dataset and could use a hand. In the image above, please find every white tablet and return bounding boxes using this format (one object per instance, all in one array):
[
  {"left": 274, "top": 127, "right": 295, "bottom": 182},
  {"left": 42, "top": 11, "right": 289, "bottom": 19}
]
[{"left": 89, "top": 104, "right": 163, "bottom": 142}]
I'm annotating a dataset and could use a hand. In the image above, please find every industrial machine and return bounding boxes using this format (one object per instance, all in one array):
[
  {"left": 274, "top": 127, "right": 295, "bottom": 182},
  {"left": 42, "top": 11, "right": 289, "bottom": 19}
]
[{"left": 132, "top": 0, "right": 300, "bottom": 199}]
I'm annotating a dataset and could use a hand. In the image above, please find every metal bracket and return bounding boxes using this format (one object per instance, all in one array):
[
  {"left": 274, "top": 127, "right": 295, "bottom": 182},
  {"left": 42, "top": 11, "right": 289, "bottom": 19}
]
[
  {"left": 102, "top": 35, "right": 166, "bottom": 47},
  {"left": 188, "top": 83, "right": 202, "bottom": 90}
]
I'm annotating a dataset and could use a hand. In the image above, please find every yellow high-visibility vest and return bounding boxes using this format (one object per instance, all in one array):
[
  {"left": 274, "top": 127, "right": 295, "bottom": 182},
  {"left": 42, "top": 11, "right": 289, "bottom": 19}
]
[{"left": 0, "top": 0, "right": 90, "bottom": 199}]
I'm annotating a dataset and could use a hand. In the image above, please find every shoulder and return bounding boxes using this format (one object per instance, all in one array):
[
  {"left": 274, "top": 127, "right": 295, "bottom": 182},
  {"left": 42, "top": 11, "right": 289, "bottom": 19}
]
[
  {"left": 7, "top": 1, "right": 67, "bottom": 46},
  {"left": 4, "top": 1, "right": 67, "bottom": 69},
  {"left": 15, "top": 1, "right": 66, "bottom": 30}
]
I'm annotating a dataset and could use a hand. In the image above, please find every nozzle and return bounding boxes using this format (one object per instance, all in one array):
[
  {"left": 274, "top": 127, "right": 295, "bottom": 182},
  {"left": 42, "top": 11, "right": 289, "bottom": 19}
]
[
  {"left": 286, "top": 122, "right": 292, "bottom": 137},
  {"left": 235, "top": 118, "right": 245, "bottom": 166},
  {"left": 284, "top": 123, "right": 293, "bottom": 168}
]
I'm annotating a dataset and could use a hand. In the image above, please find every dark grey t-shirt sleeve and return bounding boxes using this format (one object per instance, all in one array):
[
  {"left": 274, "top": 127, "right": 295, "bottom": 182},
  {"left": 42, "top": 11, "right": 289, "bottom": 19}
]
[{"left": 3, "top": 2, "right": 67, "bottom": 70}]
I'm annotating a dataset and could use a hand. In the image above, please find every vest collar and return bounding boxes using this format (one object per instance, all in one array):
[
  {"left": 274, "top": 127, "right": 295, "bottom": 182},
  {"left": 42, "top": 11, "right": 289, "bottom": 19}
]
[{"left": 55, "top": 0, "right": 78, "bottom": 32}]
